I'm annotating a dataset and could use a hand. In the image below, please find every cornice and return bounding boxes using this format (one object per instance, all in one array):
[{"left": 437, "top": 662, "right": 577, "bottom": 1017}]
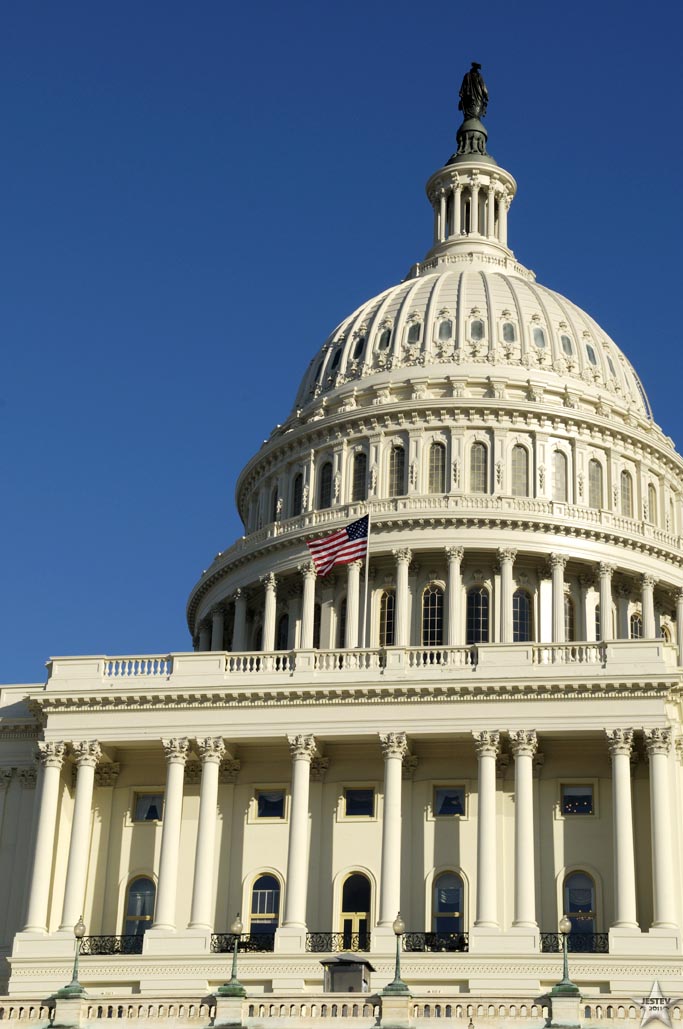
[{"left": 0, "top": 723, "right": 41, "bottom": 740}]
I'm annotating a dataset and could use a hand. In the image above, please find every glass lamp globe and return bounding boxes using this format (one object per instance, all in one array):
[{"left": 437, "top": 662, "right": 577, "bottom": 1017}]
[
  {"left": 231, "top": 913, "right": 244, "bottom": 935},
  {"left": 559, "top": 914, "right": 572, "bottom": 935},
  {"left": 74, "top": 917, "right": 86, "bottom": 940},
  {"left": 392, "top": 912, "right": 405, "bottom": 936}
]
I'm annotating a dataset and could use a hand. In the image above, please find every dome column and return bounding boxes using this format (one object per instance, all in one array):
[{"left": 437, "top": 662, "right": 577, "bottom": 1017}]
[
  {"left": 486, "top": 184, "right": 495, "bottom": 239},
  {"left": 345, "top": 560, "right": 362, "bottom": 648},
  {"left": 198, "top": 622, "right": 211, "bottom": 652},
  {"left": 641, "top": 574, "right": 656, "bottom": 638},
  {"left": 232, "top": 589, "right": 247, "bottom": 652},
  {"left": 606, "top": 730, "right": 637, "bottom": 930},
  {"left": 598, "top": 563, "right": 614, "bottom": 640},
  {"left": 446, "top": 547, "right": 463, "bottom": 646},
  {"left": 299, "top": 562, "right": 317, "bottom": 649},
  {"left": 58, "top": 741, "right": 101, "bottom": 932},
  {"left": 644, "top": 728, "right": 678, "bottom": 930},
  {"left": 499, "top": 192, "right": 509, "bottom": 246},
  {"left": 498, "top": 548, "right": 516, "bottom": 643},
  {"left": 23, "top": 742, "right": 66, "bottom": 932},
  {"left": 393, "top": 549, "right": 412, "bottom": 647},
  {"left": 261, "top": 573, "right": 277, "bottom": 651},
  {"left": 210, "top": 606, "right": 225, "bottom": 651},
  {"left": 439, "top": 189, "right": 446, "bottom": 243},
  {"left": 675, "top": 589, "right": 683, "bottom": 665},
  {"left": 550, "top": 554, "right": 567, "bottom": 643}
]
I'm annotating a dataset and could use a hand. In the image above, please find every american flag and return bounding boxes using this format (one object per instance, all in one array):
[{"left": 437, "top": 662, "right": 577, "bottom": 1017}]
[{"left": 306, "top": 515, "right": 369, "bottom": 577}]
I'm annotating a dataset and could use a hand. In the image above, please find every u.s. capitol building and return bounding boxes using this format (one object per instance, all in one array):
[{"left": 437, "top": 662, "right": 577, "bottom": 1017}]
[{"left": 2, "top": 65, "right": 683, "bottom": 1028}]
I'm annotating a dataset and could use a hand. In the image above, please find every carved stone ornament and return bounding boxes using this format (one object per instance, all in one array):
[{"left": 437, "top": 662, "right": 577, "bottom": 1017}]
[
  {"left": 71, "top": 740, "right": 102, "bottom": 769},
  {"left": 549, "top": 553, "right": 568, "bottom": 572},
  {"left": 446, "top": 546, "right": 464, "bottom": 563},
  {"left": 606, "top": 728, "right": 633, "bottom": 757},
  {"left": 288, "top": 734, "right": 317, "bottom": 761},
  {"left": 198, "top": 737, "right": 226, "bottom": 764},
  {"left": 261, "top": 572, "right": 277, "bottom": 594},
  {"left": 380, "top": 732, "right": 408, "bottom": 759},
  {"left": 393, "top": 548, "right": 413, "bottom": 566},
  {"left": 0, "top": 767, "right": 12, "bottom": 790},
  {"left": 402, "top": 754, "right": 419, "bottom": 780},
  {"left": 641, "top": 574, "right": 656, "bottom": 591},
  {"left": 509, "top": 730, "right": 538, "bottom": 757},
  {"left": 497, "top": 548, "right": 517, "bottom": 566},
  {"left": 298, "top": 561, "right": 317, "bottom": 581},
  {"left": 219, "top": 758, "right": 241, "bottom": 784},
  {"left": 184, "top": 762, "right": 202, "bottom": 786},
  {"left": 17, "top": 767, "right": 37, "bottom": 789},
  {"left": 472, "top": 730, "right": 500, "bottom": 757},
  {"left": 162, "top": 738, "right": 189, "bottom": 764},
  {"left": 644, "top": 727, "right": 672, "bottom": 756},
  {"left": 37, "top": 741, "right": 66, "bottom": 769},
  {"left": 95, "top": 763, "right": 120, "bottom": 788},
  {"left": 310, "top": 756, "right": 330, "bottom": 782}
]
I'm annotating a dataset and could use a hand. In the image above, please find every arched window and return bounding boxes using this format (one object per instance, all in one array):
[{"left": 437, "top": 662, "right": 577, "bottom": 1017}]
[
  {"left": 422, "top": 585, "right": 444, "bottom": 647},
  {"left": 588, "top": 460, "right": 603, "bottom": 510},
  {"left": 630, "top": 612, "right": 643, "bottom": 639},
  {"left": 533, "top": 327, "right": 546, "bottom": 348},
  {"left": 340, "top": 873, "right": 371, "bottom": 949},
  {"left": 502, "top": 322, "right": 516, "bottom": 343},
  {"left": 561, "top": 334, "right": 573, "bottom": 356},
  {"left": 470, "top": 319, "right": 485, "bottom": 341},
  {"left": 470, "top": 442, "right": 488, "bottom": 494},
  {"left": 564, "top": 596, "right": 575, "bottom": 642},
  {"left": 620, "top": 470, "right": 633, "bottom": 517},
  {"left": 511, "top": 445, "right": 529, "bottom": 497},
  {"left": 662, "top": 624, "right": 672, "bottom": 644},
  {"left": 319, "top": 461, "right": 333, "bottom": 509},
  {"left": 466, "top": 587, "right": 489, "bottom": 644},
  {"left": 271, "top": 485, "right": 279, "bottom": 523},
  {"left": 276, "top": 613, "right": 289, "bottom": 651},
  {"left": 586, "top": 344, "right": 598, "bottom": 366},
  {"left": 438, "top": 319, "right": 453, "bottom": 341},
  {"left": 428, "top": 442, "right": 446, "bottom": 493},
  {"left": 407, "top": 322, "right": 421, "bottom": 344},
  {"left": 250, "top": 874, "right": 281, "bottom": 934},
  {"left": 512, "top": 589, "right": 532, "bottom": 642},
  {"left": 553, "top": 451, "right": 568, "bottom": 502},
  {"left": 313, "top": 603, "right": 321, "bottom": 650},
  {"left": 648, "top": 483, "right": 658, "bottom": 525},
  {"left": 352, "top": 336, "right": 366, "bottom": 361},
  {"left": 124, "top": 877, "right": 156, "bottom": 937},
  {"left": 432, "top": 872, "right": 464, "bottom": 933},
  {"left": 563, "top": 871, "right": 596, "bottom": 935},
  {"left": 352, "top": 452, "right": 368, "bottom": 502},
  {"left": 337, "top": 598, "right": 347, "bottom": 648},
  {"left": 330, "top": 348, "right": 342, "bottom": 371},
  {"left": 388, "top": 446, "right": 405, "bottom": 497},
  {"left": 595, "top": 605, "right": 601, "bottom": 642},
  {"left": 379, "top": 590, "right": 395, "bottom": 647},
  {"left": 292, "top": 473, "right": 304, "bottom": 517},
  {"left": 377, "top": 328, "right": 392, "bottom": 351}
]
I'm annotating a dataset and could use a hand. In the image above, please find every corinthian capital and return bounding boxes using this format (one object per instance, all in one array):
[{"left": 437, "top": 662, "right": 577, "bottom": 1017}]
[
  {"left": 598, "top": 562, "right": 615, "bottom": 580},
  {"left": 71, "top": 740, "right": 101, "bottom": 769},
  {"left": 36, "top": 741, "right": 66, "bottom": 769},
  {"left": 473, "top": 730, "right": 500, "bottom": 757},
  {"left": 641, "top": 574, "right": 656, "bottom": 591},
  {"left": 162, "top": 737, "right": 189, "bottom": 764},
  {"left": 298, "top": 561, "right": 317, "bottom": 581},
  {"left": 498, "top": 548, "right": 517, "bottom": 566},
  {"left": 197, "top": 737, "right": 226, "bottom": 764},
  {"left": 392, "top": 548, "right": 412, "bottom": 566},
  {"left": 380, "top": 731, "right": 408, "bottom": 759},
  {"left": 606, "top": 728, "right": 633, "bottom": 757},
  {"left": 288, "top": 734, "right": 317, "bottom": 761},
  {"left": 261, "top": 572, "right": 277, "bottom": 593},
  {"left": 509, "top": 730, "right": 537, "bottom": 757},
  {"left": 549, "top": 553, "right": 567, "bottom": 571},
  {"left": 446, "top": 546, "right": 464, "bottom": 563},
  {"left": 644, "top": 727, "right": 672, "bottom": 756}
]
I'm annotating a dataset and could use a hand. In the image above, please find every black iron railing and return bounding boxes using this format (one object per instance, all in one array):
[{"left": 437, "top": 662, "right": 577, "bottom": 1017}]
[
  {"left": 306, "top": 932, "right": 371, "bottom": 953},
  {"left": 403, "top": 931, "right": 469, "bottom": 953},
  {"left": 210, "top": 932, "right": 275, "bottom": 953},
  {"left": 79, "top": 935, "right": 144, "bottom": 955},
  {"left": 540, "top": 932, "right": 609, "bottom": 953}
]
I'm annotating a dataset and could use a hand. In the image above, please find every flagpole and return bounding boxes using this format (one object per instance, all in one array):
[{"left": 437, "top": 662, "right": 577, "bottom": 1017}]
[{"left": 361, "top": 507, "right": 371, "bottom": 649}]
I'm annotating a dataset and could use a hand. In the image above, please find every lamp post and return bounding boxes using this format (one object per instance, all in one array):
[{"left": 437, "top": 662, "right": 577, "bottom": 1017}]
[
  {"left": 383, "top": 912, "right": 410, "bottom": 996},
  {"left": 217, "top": 914, "right": 247, "bottom": 998},
  {"left": 56, "top": 916, "right": 87, "bottom": 999},
  {"left": 550, "top": 914, "right": 579, "bottom": 996}
]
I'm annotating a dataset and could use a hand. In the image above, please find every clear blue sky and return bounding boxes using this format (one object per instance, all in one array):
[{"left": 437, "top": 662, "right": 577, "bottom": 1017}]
[{"left": 3, "top": 1, "right": 683, "bottom": 683}]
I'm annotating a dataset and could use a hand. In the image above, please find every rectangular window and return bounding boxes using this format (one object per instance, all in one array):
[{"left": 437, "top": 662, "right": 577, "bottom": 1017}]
[
  {"left": 133, "top": 793, "right": 164, "bottom": 822},
  {"left": 433, "top": 786, "right": 466, "bottom": 817},
  {"left": 344, "top": 787, "right": 375, "bottom": 817},
  {"left": 256, "top": 789, "right": 285, "bottom": 819},
  {"left": 561, "top": 784, "right": 594, "bottom": 816}
]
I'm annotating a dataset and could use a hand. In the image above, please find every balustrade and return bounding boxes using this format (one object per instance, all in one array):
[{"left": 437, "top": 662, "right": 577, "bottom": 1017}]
[
  {"left": 540, "top": 931, "right": 608, "bottom": 953},
  {"left": 305, "top": 931, "right": 371, "bottom": 952},
  {"left": 210, "top": 932, "right": 275, "bottom": 953},
  {"left": 403, "top": 931, "right": 469, "bottom": 952},
  {"left": 79, "top": 934, "right": 144, "bottom": 955}
]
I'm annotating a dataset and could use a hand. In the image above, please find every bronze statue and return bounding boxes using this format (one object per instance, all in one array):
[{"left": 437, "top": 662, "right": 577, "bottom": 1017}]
[{"left": 458, "top": 62, "right": 488, "bottom": 120}]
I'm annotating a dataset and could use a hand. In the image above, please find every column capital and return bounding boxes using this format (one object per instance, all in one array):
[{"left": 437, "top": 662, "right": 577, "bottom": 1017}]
[
  {"left": 392, "top": 547, "right": 413, "bottom": 566},
  {"left": 197, "top": 737, "right": 226, "bottom": 764},
  {"left": 509, "top": 729, "right": 538, "bottom": 757},
  {"left": 348, "top": 558, "right": 364, "bottom": 572},
  {"left": 549, "top": 552, "right": 567, "bottom": 571},
  {"left": 578, "top": 573, "right": 595, "bottom": 590},
  {"left": 446, "top": 546, "right": 464, "bottom": 563},
  {"left": 162, "top": 737, "right": 190, "bottom": 764},
  {"left": 498, "top": 547, "right": 517, "bottom": 565},
  {"left": 95, "top": 763, "right": 120, "bottom": 788},
  {"left": 473, "top": 730, "right": 500, "bottom": 757},
  {"left": 644, "top": 727, "right": 672, "bottom": 756},
  {"left": 36, "top": 741, "right": 66, "bottom": 769},
  {"left": 674, "top": 587, "right": 683, "bottom": 603},
  {"left": 310, "top": 756, "right": 330, "bottom": 782},
  {"left": 232, "top": 587, "right": 245, "bottom": 603},
  {"left": 261, "top": 572, "right": 277, "bottom": 592},
  {"left": 71, "top": 740, "right": 101, "bottom": 769},
  {"left": 598, "top": 562, "right": 615, "bottom": 579},
  {"left": 211, "top": 604, "right": 225, "bottom": 618},
  {"left": 606, "top": 728, "right": 634, "bottom": 756},
  {"left": 0, "top": 768, "right": 12, "bottom": 790},
  {"left": 288, "top": 734, "right": 317, "bottom": 761},
  {"left": 641, "top": 573, "right": 656, "bottom": 590},
  {"left": 219, "top": 758, "right": 241, "bottom": 784},
  {"left": 298, "top": 561, "right": 317, "bottom": 581},
  {"left": 379, "top": 731, "right": 408, "bottom": 759},
  {"left": 17, "top": 767, "right": 37, "bottom": 789}
]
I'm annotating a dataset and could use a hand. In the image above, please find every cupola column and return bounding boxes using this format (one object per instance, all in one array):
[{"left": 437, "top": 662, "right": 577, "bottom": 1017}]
[
  {"left": 606, "top": 730, "right": 637, "bottom": 929},
  {"left": 210, "top": 607, "right": 224, "bottom": 651},
  {"left": 510, "top": 731, "right": 537, "bottom": 928},
  {"left": 644, "top": 728, "right": 678, "bottom": 928},
  {"left": 446, "top": 547, "right": 464, "bottom": 646},
  {"left": 345, "top": 560, "right": 362, "bottom": 648},
  {"left": 550, "top": 554, "right": 567, "bottom": 643},
  {"left": 23, "top": 741, "right": 66, "bottom": 932},
  {"left": 262, "top": 573, "right": 277, "bottom": 651},
  {"left": 279, "top": 734, "right": 316, "bottom": 948},
  {"left": 232, "top": 589, "right": 247, "bottom": 652},
  {"left": 498, "top": 548, "right": 516, "bottom": 643},
  {"left": 598, "top": 563, "right": 614, "bottom": 639},
  {"left": 152, "top": 738, "right": 188, "bottom": 931},
  {"left": 378, "top": 732, "right": 408, "bottom": 927},
  {"left": 439, "top": 190, "right": 446, "bottom": 242},
  {"left": 393, "top": 549, "right": 412, "bottom": 647},
  {"left": 452, "top": 183, "right": 462, "bottom": 236},
  {"left": 59, "top": 741, "right": 101, "bottom": 931},
  {"left": 188, "top": 737, "right": 225, "bottom": 930},
  {"left": 470, "top": 180, "right": 480, "bottom": 234},
  {"left": 473, "top": 731, "right": 500, "bottom": 929},
  {"left": 675, "top": 589, "right": 683, "bottom": 665},
  {"left": 486, "top": 185, "right": 495, "bottom": 239},
  {"left": 299, "top": 562, "right": 317, "bottom": 649},
  {"left": 641, "top": 574, "right": 656, "bottom": 638}
]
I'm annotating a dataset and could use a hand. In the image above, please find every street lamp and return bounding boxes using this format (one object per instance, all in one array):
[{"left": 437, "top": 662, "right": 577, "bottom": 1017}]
[
  {"left": 56, "top": 916, "right": 87, "bottom": 999},
  {"left": 383, "top": 912, "right": 410, "bottom": 996},
  {"left": 550, "top": 914, "right": 579, "bottom": 996},
  {"left": 217, "top": 914, "right": 247, "bottom": 998}
]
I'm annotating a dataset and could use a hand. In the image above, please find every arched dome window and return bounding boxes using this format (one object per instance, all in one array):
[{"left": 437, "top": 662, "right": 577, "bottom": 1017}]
[
  {"left": 422, "top": 584, "right": 444, "bottom": 647},
  {"left": 588, "top": 460, "right": 603, "bottom": 510},
  {"left": 379, "top": 590, "right": 396, "bottom": 647},
  {"left": 561, "top": 334, "right": 574, "bottom": 356},
  {"left": 337, "top": 598, "right": 347, "bottom": 648},
  {"left": 620, "top": 470, "right": 633, "bottom": 518},
  {"left": 330, "top": 348, "right": 342, "bottom": 371},
  {"left": 564, "top": 595, "right": 575, "bottom": 642},
  {"left": 470, "top": 319, "right": 485, "bottom": 341},
  {"left": 250, "top": 874, "right": 281, "bottom": 934},
  {"left": 428, "top": 442, "right": 446, "bottom": 494},
  {"left": 388, "top": 445, "right": 406, "bottom": 497},
  {"left": 407, "top": 322, "right": 421, "bottom": 345},
  {"left": 124, "top": 877, "right": 156, "bottom": 937},
  {"left": 438, "top": 319, "right": 453, "bottom": 341},
  {"left": 470, "top": 442, "right": 488, "bottom": 494},
  {"left": 319, "top": 462, "right": 333, "bottom": 509},
  {"left": 276, "top": 613, "right": 289, "bottom": 651},
  {"left": 586, "top": 343, "right": 598, "bottom": 366},
  {"left": 552, "top": 451, "right": 568, "bottom": 502},
  {"left": 352, "top": 336, "right": 366, "bottom": 361},
  {"left": 313, "top": 603, "right": 321, "bottom": 650},
  {"left": 511, "top": 445, "right": 529, "bottom": 497},
  {"left": 291, "top": 473, "right": 304, "bottom": 517},
  {"left": 607, "top": 355, "right": 617, "bottom": 377},
  {"left": 432, "top": 872, "right": 464, "bottom": 933},
  {"left": 502, "top": 322, "right": 516, "bottom": 343},
  {"left": 630, "top": 612, "right": 643, "bottom": 639},
  {"left": 352, "top": 452, "right": 368, "bottom": 502},
  {"left": 648, "top": 483, "right": 658, "bottom": 525},
  {"left": 512, "top": 589, "right": 532, "bottom": 642},
  {"left": 563, "top": 871, "right": 596, "bottom": 935},
  {"left": 532, "top": 327, "right": 546, "bottom": 348},
  {"left": 466, "top": 587, "right": 489, "bottom": 644},
  {"left": 377, "top": 328, "right": 392, "bottom": 351}
]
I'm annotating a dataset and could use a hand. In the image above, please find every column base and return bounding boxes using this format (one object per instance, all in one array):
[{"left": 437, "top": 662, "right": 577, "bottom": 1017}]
[
  {"left": 380, "top": 994, "right": 413, "bottom": 1029},
  {"left": 142, "top": 928, "right": 212, "bottom": 955},
  {"left": 52, "top": 996, "right": 87, "bottom": 1028},
  {"left": 214, "top": 995, "right": 246, "bottom": 1028},
  {"left": 11, "top": 931, "right": 75, "bottom": 959},
  {"left": 370, "top": 926, "right": 398, "bottom": 953},
  {"left": 608, "top": 925, "right": 680, "bottom": 955},
  {"left": 548, "top": 992, "right": 582, "bottom": 1028},
  {"left": 274, "top": 925, "right": 307, "bottom": 953},
  {"left": 468, "top": 925, "right": 539, "bottom": 955}
]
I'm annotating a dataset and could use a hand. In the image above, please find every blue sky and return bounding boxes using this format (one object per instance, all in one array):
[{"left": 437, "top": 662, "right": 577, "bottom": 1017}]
[{"left": 3, "top": 1, "right": 683, "bottom": 683}]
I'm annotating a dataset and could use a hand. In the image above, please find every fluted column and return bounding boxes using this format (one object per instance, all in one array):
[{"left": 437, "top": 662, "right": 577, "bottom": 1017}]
[
  {"left": 473, "top": 731, "right": 500, "bottom": 927},
  {"left": 393, "top": 548, "right": 412, "bottom": 647},
  {"left": 676, "top": 589, "right": 683, "bottom": 665},
  {"left": 152, "top": 738, "right": 189, "bottom": 931},
  {"left": 510, "top": 730, "right": 537, "bottom": 927},
  {"left": 345, "top": 560, "right": 362, "bottom": 648},
  {"left": 283, "top": 735, "right": 316, "bottom": 927},
  {"left": 188, "top": 737, "right": 225, "bottom": 930},
  {"left": 446, "top": 547, "right": 464, "bottom": 646},
  {"left": 606, "top": 729, "right": 637, "bottom": 928},
  {"left": 498, "top": 548, "right": 516, "bottom": 643},
  {"left": 550, "top": 554, "right": 567, "bottom": 643},
  {"left": 644, "top": 728, "right": 677, "bottom": 928},
  {"left": 299, "top": 562, "right": 317, "bottom": 649},
  {"left": 232, "top": 589, "right": 247, "bottom": 651},
  {"left": 378, "top": 732, "right": 408, "bottom": 926},
  {"left": 59, "top": 741, "right": 101, "bottom": 931},
  {"left": 598, "top": 562, "right": 614, "bottom": 640},
  {"left": 641, "top": 574, "right": 656, "bottom": 638},
  {"left": 262, "top": 573, "right": 277, "bottom": 651},
  {"left": 24, "top": 742, "right": 66, "bottom": 932},
  {"left": 210, "top": 607, "right": 225, "bottom": 651}
]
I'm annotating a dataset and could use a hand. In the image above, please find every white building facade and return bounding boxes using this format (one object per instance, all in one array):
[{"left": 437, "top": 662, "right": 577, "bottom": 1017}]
[{"left": 2, "top": 68, "right": 683, "bottom": 1026}]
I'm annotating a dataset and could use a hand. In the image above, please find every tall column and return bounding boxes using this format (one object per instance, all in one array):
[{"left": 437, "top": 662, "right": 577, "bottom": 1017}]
[
  {"left": 345, "top": 560, "right": 362, "bottom": 648},
  {"left": 644, "top": 728, "right": 677, "bottom": 928},
  {"left": 393, "top": 548, "right": 412, "bottom": 647},
  {"left": 262, "top": 573, "right": 277, "bottom": 651},
  {"left": 486, "top": 186, "right": 495, "bottom": 238},
  {"left": 676, "top": 589, "right": 683, "bottom": 665},
  {"left": 446, "top": 547, "right": 464, "bottom": 646},
  {"left": 641, "top": 574, "right": 656, "bottom": 638},
  {"left": 470, "top": 183, "right": 480, "bottom": 234},
  {"left": 189, "top": 737, "right": 225, "bottom": 930},
  {"left": 439, "top": 191, "right": 446, "bottom": 242},
  {"left": 378, "top": 732, "right": 408, "bottom": 926},
  {"left": 299, "top": 562, "right": 317, "bottom": 649},
  {"left": 616, "top": 584, "right": 631, "bottom": 640},
  {"left": 453, "top": 184, "right": 462, "bottom": 235},
  {"left": 499, "top": 193, "right": 509, "bottom": 245},
  {"left": 23, "top": 742, "right": 66, "bottom": 932},
  {"left": 283, "top": 735, "right": 316, "bottom": 927},
  {"left": 498, "top": 548, "right": 516, "bottom": 643},
  {"left": 598, "top": 562, "right": 614, "bottom": 640},
  {"left": 473, "top": 730, "right": 500, "bottom": 927},
  {"left": 510, "top": 730, "right": 537, "bottom": 927},
  {"left": 232, "top": 589, "right": 247, "bottom": 651},
  {"left": 198, "top": 622, "right": 211, "bottom": 652},
  {"left": 210, "top": 607, "right": 225, "bottom": 651},
  {"left": 59, "top": 741, "right": 101, "bottom": 931},
  {"left": 152, "top": 738, "right": 189, "bottom": 931},
  {"left": 578, "top": 574, "right": 593, "bottom": 641},
  {"left": 606, "top": 729, "right": 637, "bottom": 928},
  {"left": 550, "top": 554, "right": 567, "bottom": 643}
]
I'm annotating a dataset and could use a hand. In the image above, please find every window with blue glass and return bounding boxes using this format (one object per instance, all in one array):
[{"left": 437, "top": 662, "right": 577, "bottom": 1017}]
[{"left": 561, "top": 784, "right": 594, "bottom": 815}]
